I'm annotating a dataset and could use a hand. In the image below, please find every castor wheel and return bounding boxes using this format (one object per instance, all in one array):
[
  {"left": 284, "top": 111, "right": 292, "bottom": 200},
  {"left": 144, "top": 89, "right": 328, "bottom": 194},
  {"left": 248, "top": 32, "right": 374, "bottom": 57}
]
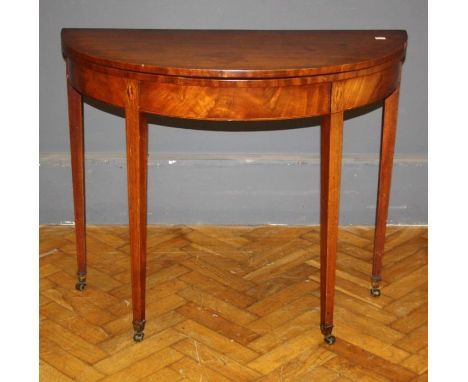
[
  {"left": 133, "top": 332, "right": 144, "bottom": 342},
  {"left": 370, "top": 287, "right": 381, "bottom": 297},
  {"left": 324, "top": 334, "right": 336, "bottom": 345},
  {"left": 75, "top": 274, "right": 86, "bottom": 291}
]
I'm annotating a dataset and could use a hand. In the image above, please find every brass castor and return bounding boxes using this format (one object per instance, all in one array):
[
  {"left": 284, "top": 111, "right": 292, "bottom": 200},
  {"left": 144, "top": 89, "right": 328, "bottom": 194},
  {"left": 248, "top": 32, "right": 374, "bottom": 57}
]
[
  {"left": 324, "top": 334, "right": 336, "bottom": 345},
  {"left": 370, "top": 287, "right": 381, "bottom": 297},
  {"left": 133, "top": 332, "right": 144, "bottom": 342},
  {"left": 132, "top": 319, "right": 146, "bottom": 342},
  {"left": 75, "top": 274, "right": 86, "bottom": 291}
]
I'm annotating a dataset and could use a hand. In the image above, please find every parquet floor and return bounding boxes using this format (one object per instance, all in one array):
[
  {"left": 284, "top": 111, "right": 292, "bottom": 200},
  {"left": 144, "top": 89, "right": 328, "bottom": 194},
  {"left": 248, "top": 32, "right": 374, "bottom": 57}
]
[{"left": 39, "top": 225, "right": 427, "bottom": 381}]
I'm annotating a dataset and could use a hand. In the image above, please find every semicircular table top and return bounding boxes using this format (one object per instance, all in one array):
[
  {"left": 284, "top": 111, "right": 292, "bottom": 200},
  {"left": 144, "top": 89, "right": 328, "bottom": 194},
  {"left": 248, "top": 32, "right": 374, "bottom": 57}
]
[{"left": 61, "top": 29, "right": 407, "bottom": 79}]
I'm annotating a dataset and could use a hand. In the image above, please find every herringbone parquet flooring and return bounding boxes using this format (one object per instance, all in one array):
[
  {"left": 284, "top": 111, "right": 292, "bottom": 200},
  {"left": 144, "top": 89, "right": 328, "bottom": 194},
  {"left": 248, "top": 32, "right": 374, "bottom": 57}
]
[{"left": 39, "top": 225, "right": 427, "bottom": 381}]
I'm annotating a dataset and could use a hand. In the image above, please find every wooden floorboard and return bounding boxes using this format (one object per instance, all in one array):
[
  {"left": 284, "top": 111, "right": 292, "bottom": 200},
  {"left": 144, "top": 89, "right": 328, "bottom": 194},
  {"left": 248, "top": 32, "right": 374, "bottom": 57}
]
[{"left": 39, "top": 225, "right": 427, "bottom": 381}]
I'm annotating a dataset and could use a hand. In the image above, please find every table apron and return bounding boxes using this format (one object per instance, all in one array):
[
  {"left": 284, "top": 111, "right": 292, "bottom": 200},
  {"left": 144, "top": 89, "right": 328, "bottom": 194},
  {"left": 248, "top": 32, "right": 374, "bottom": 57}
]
[{"left": 67, "top": 60, "right": 401, "bottom": 120}]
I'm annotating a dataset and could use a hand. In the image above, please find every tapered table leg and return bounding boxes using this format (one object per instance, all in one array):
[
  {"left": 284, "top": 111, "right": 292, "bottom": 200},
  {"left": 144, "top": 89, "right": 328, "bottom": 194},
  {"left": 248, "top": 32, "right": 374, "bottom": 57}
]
[
  {"left": 371, "top": 87, "right": 400, "bottom": 297},
  {"left": 320, "top": 112, "right": 344, "bottom": 345},
  {"left": 67, "top": 81, "right": 87, "bottom": 291},
  {"left": 125, "top": 80, "right": 149, "bottom": 342}
]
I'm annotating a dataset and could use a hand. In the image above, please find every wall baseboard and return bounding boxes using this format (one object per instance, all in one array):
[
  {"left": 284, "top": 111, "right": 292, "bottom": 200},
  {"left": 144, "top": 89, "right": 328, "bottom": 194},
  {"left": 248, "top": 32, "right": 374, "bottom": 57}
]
[
  {"left": 40, "top": 223, "right": 428, "bottom": 228},
  {"left": 40, "top": 152, "right": 427, "bottom": 166},
  {"left": 40, "top": 152, "right": 427, "bottom": 226}
]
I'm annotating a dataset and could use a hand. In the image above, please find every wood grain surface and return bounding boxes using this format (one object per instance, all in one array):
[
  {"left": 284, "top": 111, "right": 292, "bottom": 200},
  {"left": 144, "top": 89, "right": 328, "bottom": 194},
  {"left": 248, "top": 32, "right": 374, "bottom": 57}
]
[
  {"left": 66, "top": 81, "right": 86, "bottom": 279},
  {"left": 62, "top": 29, "right": 407, "bottom": 79},
  {"left": 40, "top": 225, "right": 427, "bottom": 381},
  {"left": 64, "top": 29, "right": 406, "bottom": 120}
]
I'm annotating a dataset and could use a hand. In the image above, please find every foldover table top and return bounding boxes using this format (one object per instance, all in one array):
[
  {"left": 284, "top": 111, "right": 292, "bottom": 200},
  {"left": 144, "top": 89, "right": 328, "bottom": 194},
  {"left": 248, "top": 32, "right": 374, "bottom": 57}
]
[
  {"left": 62, "top": 28, "right": 407, "bottom": 345},
  {"left": 61, "top": 29, "right": 407, "bottom": 79}
]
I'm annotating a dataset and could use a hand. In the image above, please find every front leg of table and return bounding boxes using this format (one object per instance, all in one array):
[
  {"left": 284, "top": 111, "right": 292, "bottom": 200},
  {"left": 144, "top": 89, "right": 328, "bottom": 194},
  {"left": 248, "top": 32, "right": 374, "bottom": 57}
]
[
  {"left": 320, "top": 112, "right": 344, "bottom": 345},
  {"left": 371, "top": 86, "right": 401, "bottom": 297},
  {"left": 66, "top": 80, "right": 87, "bottom": 292},
  {"left": 124, "top": 80, "right": 149, "bottom": 342}
]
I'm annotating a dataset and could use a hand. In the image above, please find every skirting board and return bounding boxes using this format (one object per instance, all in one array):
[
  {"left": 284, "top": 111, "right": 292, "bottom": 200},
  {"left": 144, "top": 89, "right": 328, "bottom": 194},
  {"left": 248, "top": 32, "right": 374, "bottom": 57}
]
[{"left": 40, "top": 152, "right": 427, "bottom": 225}]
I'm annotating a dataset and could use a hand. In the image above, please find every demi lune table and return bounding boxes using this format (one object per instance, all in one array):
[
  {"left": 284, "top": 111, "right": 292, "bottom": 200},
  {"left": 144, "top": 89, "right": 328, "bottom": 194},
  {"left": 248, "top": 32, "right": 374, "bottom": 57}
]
[{"left": 61, "top": 29, "right": 407, "bottom": 344}]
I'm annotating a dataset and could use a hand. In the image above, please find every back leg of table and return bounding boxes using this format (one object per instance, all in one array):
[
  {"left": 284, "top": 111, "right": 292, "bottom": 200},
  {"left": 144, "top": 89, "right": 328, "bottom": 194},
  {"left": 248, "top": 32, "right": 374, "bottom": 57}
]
[
  {"left": 320, "top": 112, "right": 344, "bottom": 345},
  {"left": 67, "top": 81, "right": 87, "bottom": 291},
  {"left": 371, "top": 87, "right": 400, "bottom": 297},
  {"left": 125, "top": 80, "right": 149, "bottom": 342}
]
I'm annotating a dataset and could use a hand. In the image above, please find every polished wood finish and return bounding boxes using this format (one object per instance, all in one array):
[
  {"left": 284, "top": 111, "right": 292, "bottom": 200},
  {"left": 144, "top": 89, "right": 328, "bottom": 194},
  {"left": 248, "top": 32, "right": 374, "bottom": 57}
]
[
  {"left": 124, "top": 79, "right": 149, "bottom": 340},
  {"left": 62, "top": 29, "right": 407, "bottom": 343},
  {"left": 66, "top": 80, "right": 87, "bottom": 287},
  {"left": 61, "top": 29, "right": 407, "bottom": 78},
  {"left": 66, "top": 57, "right": 402, "bottom": 121},
  {"left": 372, "top": 87, "right": 401, "bottom": 290},
  {"left": 40, "top": 225, "right": 428, "bottom": 381},
  {"left": 320, "top": 112, "right": 344, "bottom": 341},
  {"left": 139, "top": 80, "right": 331, "bottom": 120},
  {"left": 339, "top": 63, "right": 401, "bottom": 112}
]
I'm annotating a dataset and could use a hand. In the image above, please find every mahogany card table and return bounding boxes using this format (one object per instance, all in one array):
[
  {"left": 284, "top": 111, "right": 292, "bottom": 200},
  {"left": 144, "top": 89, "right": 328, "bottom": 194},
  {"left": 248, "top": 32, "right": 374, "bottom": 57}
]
[{"left": 61, "top": 29, "right": 407, "bottom": 344}]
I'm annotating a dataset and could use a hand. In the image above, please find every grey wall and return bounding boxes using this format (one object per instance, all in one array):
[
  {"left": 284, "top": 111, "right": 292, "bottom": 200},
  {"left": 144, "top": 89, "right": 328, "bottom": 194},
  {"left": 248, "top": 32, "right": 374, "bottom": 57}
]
[{"left": 40, "top": 0, "right": 427, "bottom": 225}]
